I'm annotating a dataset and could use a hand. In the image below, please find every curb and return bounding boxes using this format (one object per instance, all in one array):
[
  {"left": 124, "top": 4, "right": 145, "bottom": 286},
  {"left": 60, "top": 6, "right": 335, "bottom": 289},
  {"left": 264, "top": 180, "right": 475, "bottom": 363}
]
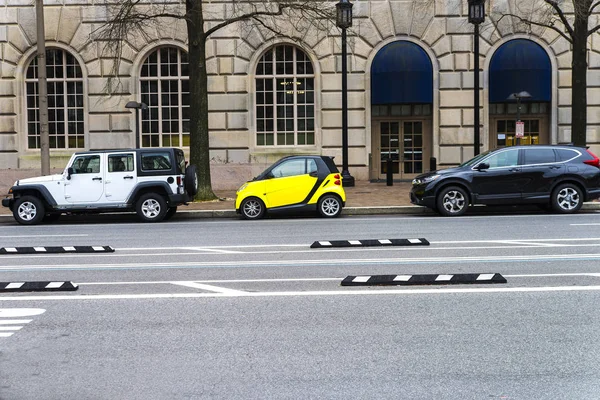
[
  {"left": 311, "top": 238, "right": 429, "bottom": 248},
  {"left": 341, "top": 273, "right": 507, "bottom": 286},
  {"left": 0, "top": 246, "right": 114, "bottom": 254},
  {"left": 0, "top": 281, "right": 78, "bottom": 292}
]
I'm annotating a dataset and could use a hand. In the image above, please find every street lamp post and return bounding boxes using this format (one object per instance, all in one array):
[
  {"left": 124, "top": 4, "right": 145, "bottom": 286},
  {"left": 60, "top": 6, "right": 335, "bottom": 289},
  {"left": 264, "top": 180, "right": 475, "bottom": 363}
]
[
  {"left": 468, "top": 0, "right": 485, "bottom": 156},
  {"left": 336, "top": 0, "right": 355, "bottom": 187},
  {"left": 125, "top": 101, "right": 148, "bottom": 149},
  {"left": 507, "top": 91, "right": 532, "bottom": 145}
]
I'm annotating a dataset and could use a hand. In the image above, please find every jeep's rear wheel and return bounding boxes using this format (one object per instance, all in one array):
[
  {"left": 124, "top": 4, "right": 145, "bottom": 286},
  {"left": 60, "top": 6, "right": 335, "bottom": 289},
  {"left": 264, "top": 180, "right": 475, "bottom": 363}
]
[
  {"left": 136, "top": 193, "right": 167, "bottom": 222},
  {"left": 185, "top": 165, "right": 199, "bottom": 196},
  {"left": 14, "top": 196, "right": 45, "bottom": 225}
]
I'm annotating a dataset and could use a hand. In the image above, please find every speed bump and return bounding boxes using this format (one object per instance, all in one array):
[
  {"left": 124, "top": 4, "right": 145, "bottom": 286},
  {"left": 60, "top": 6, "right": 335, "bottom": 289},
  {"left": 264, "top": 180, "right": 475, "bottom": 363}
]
[
  {"left": 311, "top": 238, "right": 429, "bottom": 248},
  {"left": 0, "top": 246, "right": 114, "bottom": 254},
  {"left": 341, "top": 273, "right": 507, "bottom": 286},
  {"left": 0, "top": 281, "right": 79, "bottom": 292}
]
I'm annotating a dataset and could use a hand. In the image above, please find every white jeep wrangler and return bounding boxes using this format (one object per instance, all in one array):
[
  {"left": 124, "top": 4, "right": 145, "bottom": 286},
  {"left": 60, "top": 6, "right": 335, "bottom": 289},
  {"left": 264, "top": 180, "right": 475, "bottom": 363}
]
[{"left": 2, "top": 148, "right": 198, "bottom": 225}]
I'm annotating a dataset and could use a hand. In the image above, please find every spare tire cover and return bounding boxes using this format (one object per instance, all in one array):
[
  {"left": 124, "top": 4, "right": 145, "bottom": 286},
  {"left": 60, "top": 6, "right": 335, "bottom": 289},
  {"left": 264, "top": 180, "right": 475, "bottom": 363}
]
[{"left": 184, "top": 165, "right": 199, "bottom": 196}]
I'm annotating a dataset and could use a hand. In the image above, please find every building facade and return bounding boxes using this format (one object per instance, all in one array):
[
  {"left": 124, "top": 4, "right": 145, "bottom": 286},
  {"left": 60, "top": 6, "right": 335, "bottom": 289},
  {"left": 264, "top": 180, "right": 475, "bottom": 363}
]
[{"left": 1, "top": 0, "right": 599, "bottom": 185}]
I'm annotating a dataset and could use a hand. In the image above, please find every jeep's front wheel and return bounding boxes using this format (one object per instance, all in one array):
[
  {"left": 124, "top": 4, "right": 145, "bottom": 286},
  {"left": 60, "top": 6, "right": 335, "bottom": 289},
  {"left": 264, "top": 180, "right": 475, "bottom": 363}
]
[
  {"left": 14, "top": 196, "right": 45, "bottom": 225},
  {"left": 136, "top": 193, "right": 167, "bottom": 222}
]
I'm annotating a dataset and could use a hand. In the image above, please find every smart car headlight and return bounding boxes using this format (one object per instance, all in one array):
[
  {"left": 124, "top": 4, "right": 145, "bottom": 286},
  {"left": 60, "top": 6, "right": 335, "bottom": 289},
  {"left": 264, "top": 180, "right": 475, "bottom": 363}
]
[{"left": 236, "top": 183, "right": 248, "bottom": 193}]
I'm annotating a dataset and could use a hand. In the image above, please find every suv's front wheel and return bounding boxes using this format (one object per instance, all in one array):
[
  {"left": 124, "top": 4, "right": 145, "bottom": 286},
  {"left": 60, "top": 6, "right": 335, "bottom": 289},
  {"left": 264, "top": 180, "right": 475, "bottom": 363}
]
[
  {"left": 13, "top": 195, "right": 45, "bottom": 225},
  {"left": 436, "top": 186, "right": 469, "bottom": 217},
  {"left": 136, "top": 193, "right": 168, "bottom": 222}
]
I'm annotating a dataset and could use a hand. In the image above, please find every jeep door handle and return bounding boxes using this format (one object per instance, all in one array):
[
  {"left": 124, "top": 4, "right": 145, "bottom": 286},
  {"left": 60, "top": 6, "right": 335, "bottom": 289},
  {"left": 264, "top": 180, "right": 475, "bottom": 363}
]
[
  {"left": 92, "top": 177, "right": 102, "bottom": 181},
  {"left": 123, "top": 176, "right": 134, "bottom": 180}
]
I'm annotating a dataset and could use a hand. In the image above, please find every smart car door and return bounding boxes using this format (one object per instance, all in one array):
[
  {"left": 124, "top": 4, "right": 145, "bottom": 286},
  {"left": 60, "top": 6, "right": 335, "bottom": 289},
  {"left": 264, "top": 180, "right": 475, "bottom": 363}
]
[
  {"left": 64, "top": 154, "right": 105, "bottom": 203},
  {"left": 265, "top": 158, "right": 317, "bottom": 208},
  {"left": 471, "top": 148, "right": 524, "bottom": 204}
]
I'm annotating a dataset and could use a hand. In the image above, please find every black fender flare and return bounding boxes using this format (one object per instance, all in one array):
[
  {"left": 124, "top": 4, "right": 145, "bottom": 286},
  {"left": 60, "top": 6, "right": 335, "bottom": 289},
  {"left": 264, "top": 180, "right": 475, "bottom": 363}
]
[
  {"left": 126, "top": 182, "right": 174, "bottom": 204},
  {"left": 10, "top": 185, "right": 58, "bottom": 208}
]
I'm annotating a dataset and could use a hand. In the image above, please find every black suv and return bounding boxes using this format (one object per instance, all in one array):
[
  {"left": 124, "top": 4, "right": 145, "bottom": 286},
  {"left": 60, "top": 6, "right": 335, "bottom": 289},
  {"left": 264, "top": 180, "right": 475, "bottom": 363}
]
[{"left": 410, "top": 145, "right": 600, "bottom": 216}]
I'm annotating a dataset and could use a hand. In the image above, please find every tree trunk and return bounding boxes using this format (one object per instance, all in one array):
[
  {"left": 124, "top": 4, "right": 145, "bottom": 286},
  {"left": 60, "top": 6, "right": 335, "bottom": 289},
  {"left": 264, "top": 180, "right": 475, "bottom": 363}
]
[
  {"left": 186, "top": 0, "right": 217, "bottom": 201},
  {"left": 570, "top": 7, "right": 589, "bottom": 146}
]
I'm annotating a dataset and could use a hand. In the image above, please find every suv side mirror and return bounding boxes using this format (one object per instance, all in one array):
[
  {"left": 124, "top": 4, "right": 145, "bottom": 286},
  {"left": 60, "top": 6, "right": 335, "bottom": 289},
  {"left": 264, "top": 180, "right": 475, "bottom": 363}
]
[
  {"left": 476, "top": 162, "right": 489, "bottom": 171},
  {"left": 67, "top": 167, "right": 74, "bottom": 180}
]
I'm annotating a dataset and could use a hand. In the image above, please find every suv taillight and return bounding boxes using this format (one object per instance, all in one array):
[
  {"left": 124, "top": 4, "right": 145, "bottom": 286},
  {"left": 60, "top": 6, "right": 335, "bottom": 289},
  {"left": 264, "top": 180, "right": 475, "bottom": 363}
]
[{"left": 584, "top": 149, "right": 600, "bottom": 168}]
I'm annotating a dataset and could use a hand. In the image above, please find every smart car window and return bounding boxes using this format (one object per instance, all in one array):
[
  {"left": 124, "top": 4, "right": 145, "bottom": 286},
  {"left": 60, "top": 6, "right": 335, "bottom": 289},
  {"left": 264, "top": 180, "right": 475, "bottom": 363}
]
[
  {"left": 72, "top": 155, "right": 100, "bottom": 174},
  {"left": 307, "top": 159, "right": 318, "bottom": 174},
  {"left": 486, "top": 150, "right": 518, "bottom": 168},
  {"left": 523, "top": 149, "right": 556, "bottom": 165},
  {"left": 141, "top": 152, "right": 172, "bottom": 171},
  {"left": 272, "top": 159, "right": 306, "bottom": 177},
  {"left": 108, "top": 154, "right": 134, "bottom": 172}
]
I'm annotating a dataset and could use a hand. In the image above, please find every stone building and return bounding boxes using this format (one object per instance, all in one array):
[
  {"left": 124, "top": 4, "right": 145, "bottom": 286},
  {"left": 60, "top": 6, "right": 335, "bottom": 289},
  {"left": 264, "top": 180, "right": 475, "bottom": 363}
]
[{"left": 0, "top": 0, "right": 599, "bottom": 186}]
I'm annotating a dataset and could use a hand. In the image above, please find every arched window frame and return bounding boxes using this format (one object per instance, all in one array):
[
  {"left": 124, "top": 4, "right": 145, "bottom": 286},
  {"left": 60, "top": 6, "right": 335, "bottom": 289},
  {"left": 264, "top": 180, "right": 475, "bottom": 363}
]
[
  {"left": 255, "top": 45, "right": 315, "bottom": 147},
  {"left": 24, "top": 49, "right": 85, "bottom": 149},
  {"left": 139, "top": 46, "right": 190, "bottom": 148}
]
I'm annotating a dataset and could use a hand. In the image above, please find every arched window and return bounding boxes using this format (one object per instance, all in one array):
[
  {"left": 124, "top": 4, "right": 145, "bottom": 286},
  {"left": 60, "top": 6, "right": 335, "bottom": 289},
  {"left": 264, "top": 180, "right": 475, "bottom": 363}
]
[
  {"left": 140, "top": 47, "right": 190, "bottom": 147},
  {"left": 25, "top": 49, "right": 85, "bottom": 149},
  {"left": 255, "top": 45, "right": 315, "bottom": 146}
]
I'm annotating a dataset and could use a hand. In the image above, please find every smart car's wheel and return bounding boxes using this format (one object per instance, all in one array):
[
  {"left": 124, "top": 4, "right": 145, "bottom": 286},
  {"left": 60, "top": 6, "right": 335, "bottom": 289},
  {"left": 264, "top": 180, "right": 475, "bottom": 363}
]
[
  {"left": 185, "top": 165, "right": 199, "bottom": 196},
  {"left": 13, "top": 195, "right": 45, "bottom": 225},
  {"left": 318, "top": 194, "right": 342, "bottom": 218},
  {"left": 436, "top": 186, "right": 469, "bottom": 217},
  {"left": 164, "top": 206, "right": 177, "bottom": 221},
  {"left": 136, "top": 193, "right": 168, "bottom": 222},
  {"left": 551, "top": 183, "right": 583, "bottom": 214},
  {"left": 241, "top": 197, "right": 265, "bottom": 220}
]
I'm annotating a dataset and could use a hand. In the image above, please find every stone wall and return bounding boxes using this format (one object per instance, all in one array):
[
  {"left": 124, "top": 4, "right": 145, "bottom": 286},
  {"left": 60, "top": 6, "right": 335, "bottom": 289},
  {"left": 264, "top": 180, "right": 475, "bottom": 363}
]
[{"left": 0, "top": 0, "right": 599, "bottom": 177}]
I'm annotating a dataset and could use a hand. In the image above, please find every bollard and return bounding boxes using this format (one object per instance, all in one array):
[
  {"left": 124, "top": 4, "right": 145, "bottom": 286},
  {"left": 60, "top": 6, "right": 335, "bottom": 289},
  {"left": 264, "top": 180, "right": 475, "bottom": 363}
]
[
  {"left": 430, "top": 157, "right": 437, "bottom": 172},
  {"left": 386, "top": 158, "right": 393, "bottom": 186}
]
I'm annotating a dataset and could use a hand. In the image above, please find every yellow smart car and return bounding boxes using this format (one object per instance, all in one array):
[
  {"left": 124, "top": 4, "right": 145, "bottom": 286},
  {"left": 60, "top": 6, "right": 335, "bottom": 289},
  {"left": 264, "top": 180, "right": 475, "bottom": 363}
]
[{"left": 235, "top": 155, "right": 346, "bottom": 220}]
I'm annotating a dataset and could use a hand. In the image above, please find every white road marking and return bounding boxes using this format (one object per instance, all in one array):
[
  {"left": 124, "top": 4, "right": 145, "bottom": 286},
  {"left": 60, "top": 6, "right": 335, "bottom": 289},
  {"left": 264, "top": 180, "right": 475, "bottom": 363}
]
[
  {"left": 3, "top": 285, "right": 600, "bottom": 301},
  {"left": 179, "top": 247, "right": 241, "bottom": 254},
  {"left": 0, "top": 333, "right": 14, "bottom": 337},
  {"left": 571, "top": 223, "right": 600, "bottom": 226},
  {"left": 0, "top": 308, "right": 46, "bottom": 317},
  {"left": 170, "top": 281, "right": 246, "bottom": 295},
  {"left": 0, "top": 235, "right": 89, "bottom": 238},
  {"left": 0, "top": 326, "right": 22, "bottom": 331},
  {"left": 0, "top": 319, "right": 32, "bottom": 324}
]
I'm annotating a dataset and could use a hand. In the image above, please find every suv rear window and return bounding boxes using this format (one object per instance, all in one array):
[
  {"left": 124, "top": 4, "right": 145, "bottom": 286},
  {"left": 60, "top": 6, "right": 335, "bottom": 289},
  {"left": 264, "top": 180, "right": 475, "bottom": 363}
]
[
  {"left": 141, "top": 152, "right": 172, "bottom": 171},
  {"left": 523, "top": 148, "right": 556, "bottom": 165}
]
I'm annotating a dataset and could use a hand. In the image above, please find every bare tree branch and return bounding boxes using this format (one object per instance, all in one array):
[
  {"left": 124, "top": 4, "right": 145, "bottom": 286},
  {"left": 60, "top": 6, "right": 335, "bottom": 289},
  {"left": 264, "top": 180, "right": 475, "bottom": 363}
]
[
  {"left": 589, "top": 24, "right": 600, "bottom": 36},
  {"left": 543, "top": 0, "right": 575, "bottom": 37},
  {"left": 495, "top": 13, "right": 573, "bottom": 44},
  {"left": 591, "top": 1, "right": 600, "bottom": 14},
  {"left": 204, "top": 5, "right": 287, "bottom": 38}
]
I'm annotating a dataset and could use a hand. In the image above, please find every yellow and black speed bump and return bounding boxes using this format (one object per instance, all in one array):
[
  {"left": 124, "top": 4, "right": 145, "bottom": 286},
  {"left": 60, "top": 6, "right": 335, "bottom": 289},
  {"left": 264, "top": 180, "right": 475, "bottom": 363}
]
[
  {"left": 0, "top": 246, "right": 114, "bottom": 254},
  {"left": 341, "top": 273, "right": 507, "bottom": 286},
  {"left": 0, "top": 281, "right": 79, "bottom": 292},
  {"left": 311, "top": 238, "right": 429, "bottom": 248}
]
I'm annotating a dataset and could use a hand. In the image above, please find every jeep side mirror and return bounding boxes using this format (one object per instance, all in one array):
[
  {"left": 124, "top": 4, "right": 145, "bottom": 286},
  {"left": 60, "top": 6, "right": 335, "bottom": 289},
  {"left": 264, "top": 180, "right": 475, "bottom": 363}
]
[
  {"left": 476, "top": 162, "right": 489, "bottom": 171},
  {"left": 67, "top": 167, "right": 73, "bottom": 180}
]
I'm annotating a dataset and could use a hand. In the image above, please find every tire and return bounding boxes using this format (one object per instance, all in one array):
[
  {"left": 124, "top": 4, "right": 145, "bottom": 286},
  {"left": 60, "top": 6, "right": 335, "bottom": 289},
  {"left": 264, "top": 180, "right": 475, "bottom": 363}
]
[
  {"left": 164, "top": 206, "right": 177, "bottom": 221},
  {"left": 43, "top": 213, "right": 61, "bottom": 223},
  {"left": 551, "top": 183, "right": 583, "bottom": 214},
  {"left": 135, "top": 193, "right": 168, "bottom": 222},
  {"left": 13, "top": 195, "right": 45, "bottom": 225},
  {"left": 240, "top": 197, "right": 265, "bottom": 220},
  {"left": 436, "top": 186, "right": 469, "bottom": 217},
  {"left": 184, "top": 165, "right": 199, "bottom": 196},
  {"left": 317, "top": 194, "right": 342, "bottom": 218}
]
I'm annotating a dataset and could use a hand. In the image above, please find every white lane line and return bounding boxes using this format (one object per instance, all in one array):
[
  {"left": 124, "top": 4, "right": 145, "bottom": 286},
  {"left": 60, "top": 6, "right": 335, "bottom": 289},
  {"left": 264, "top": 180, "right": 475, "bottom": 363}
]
[
  {"left": 4, "top": 285, "right": 600, "bottom": 301},
  {"left": 0, "top": 234, "right": 89, "bottom": 238},
  {"left": 432, "top": 238, "right": 600, "bottom": 244},
  {"left": 0, "top": 308, "right": 46, "bottom": 317},
  {"left": 0, "top": 319, "right": 32, "bottom": 324},
  {"left": 119, "top": 244, "right": 308, "bottom": 251},
  {"left": 0, "top": 326, "right": 22, "bottom": 331},
  {"left": 493, "top": 240, "right": 557, "bottom": 247},
  {"left": 4, "top": 253, "right": 600, "bottom": 271},
  {"left": 0, "top": 333, "right": 14, "bottom": 337},
  {"left": 571, "top": 223, "right": 600, "bottom": 226},
  {"left": 170, "top": 281, "right": 246, "bottom": 295},
  {"left": 179, "top": 247, "right": 241, "bottom": 254}
]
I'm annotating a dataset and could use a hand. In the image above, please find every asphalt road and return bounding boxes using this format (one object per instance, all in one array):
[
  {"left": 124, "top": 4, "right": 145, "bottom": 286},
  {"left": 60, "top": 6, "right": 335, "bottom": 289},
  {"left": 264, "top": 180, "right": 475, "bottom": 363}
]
[{"left": 1, "top": 211, "right": 600, "bottom": 399}]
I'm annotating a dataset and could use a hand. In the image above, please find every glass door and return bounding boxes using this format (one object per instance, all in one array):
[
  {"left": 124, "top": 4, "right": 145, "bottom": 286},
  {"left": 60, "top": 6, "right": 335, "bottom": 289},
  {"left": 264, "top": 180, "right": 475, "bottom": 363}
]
[
  {"left": 496, "top": 119, "right": 541, "bottom": 147},
  {"left": 402, "top": 121, "right": 423, "bottom": 176},
  {"left": 378, "top": 120, "right": 424, "bottom": 179},
  {"left": 380, "top": 121, "right": 400, "bottom": 176}
]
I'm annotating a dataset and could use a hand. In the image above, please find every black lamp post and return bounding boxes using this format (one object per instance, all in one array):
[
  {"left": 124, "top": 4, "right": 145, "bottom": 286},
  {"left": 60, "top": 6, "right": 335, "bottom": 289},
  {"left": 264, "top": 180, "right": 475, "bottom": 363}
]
[
  {"left": 336, "top": 0, "right": 355, "bottom": 187},
  {"left": 468, "top": 0, "right": 485, "bottom": 156},
  {"left": 507, "top": 91, "right": 532, "bottom": 145},
  {"left": 125, "top": 101, "right": 148, "bottom": 149}
]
